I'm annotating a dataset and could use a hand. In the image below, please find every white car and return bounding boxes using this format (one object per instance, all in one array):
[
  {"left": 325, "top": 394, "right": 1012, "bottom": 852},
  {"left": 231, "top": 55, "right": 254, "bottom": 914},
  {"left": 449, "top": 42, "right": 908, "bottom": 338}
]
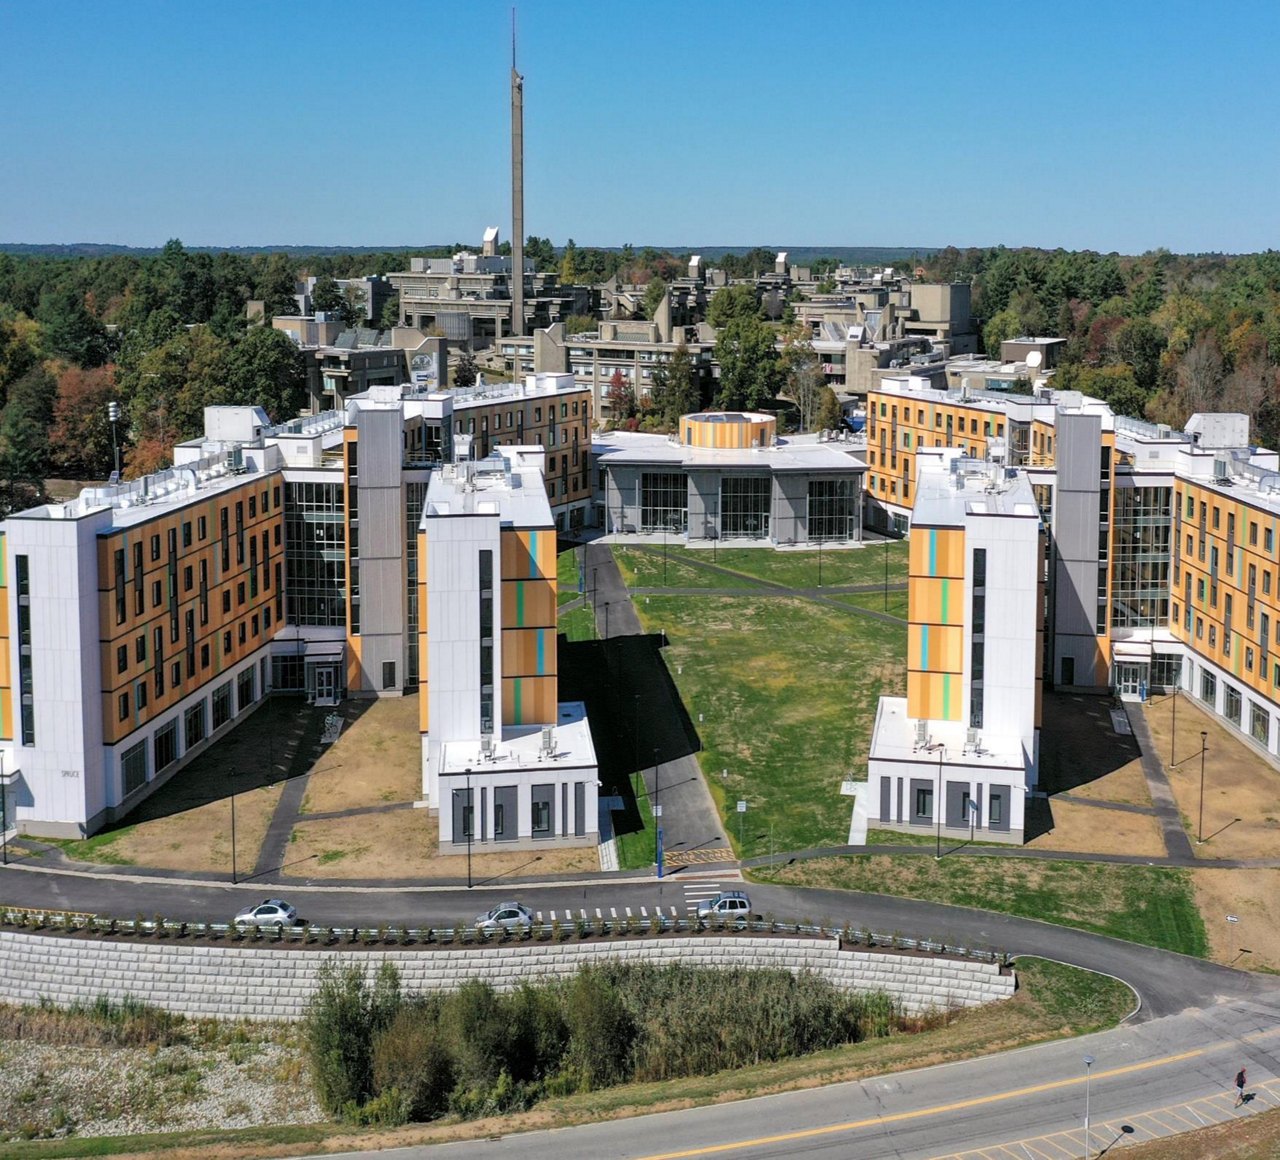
[
  {"left": 234, "top": 899, "right": 297, "bottom": 929},
  {"left": 696, "top": 891, "right": 753, "bottom": 921},
  {"left": 475, "top": 901, "right": 534, "bottom": 931}
]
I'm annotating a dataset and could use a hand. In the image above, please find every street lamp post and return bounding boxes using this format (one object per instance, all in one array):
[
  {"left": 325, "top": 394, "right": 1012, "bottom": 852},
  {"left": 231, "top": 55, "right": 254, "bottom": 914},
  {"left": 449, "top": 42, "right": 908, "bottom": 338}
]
[
  {"left": 1171, "top": 681, "right": 1178, "bottom": 767},
  {"left": 1083, "top": 1054, "right": 1095, "bottom": 1159},
  {"left": 465, "top": 766, "right": 474, "bottom": 889},
  {"left": 652, "top": 745, "right": 663, "bottom": 878},
  {"left": 935, "top": 744, "right": 943, "bottom": 860},
  {"left": 884, "top": 528, "right": 890, "bottom": 611},
  {"left": 229, "top": 767, "right": 237, "bottom": 884},
  {"left": 1197, "top": 731, "right": 1208, "bottom": 844},
  {"left": 0, "top": 752, "right": 8, "bottom": 867}
]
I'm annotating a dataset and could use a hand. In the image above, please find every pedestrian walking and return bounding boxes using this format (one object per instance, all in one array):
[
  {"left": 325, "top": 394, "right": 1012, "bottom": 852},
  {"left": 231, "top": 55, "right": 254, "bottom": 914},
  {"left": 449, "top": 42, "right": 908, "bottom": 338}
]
[{"left": 1235, "top": 1067, "right": 1247, "bottom": 1106}]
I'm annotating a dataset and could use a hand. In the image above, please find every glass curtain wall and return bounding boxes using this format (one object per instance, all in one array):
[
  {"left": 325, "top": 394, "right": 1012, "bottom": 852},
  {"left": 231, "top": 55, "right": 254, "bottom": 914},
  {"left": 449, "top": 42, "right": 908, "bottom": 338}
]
[
  {"left": 639, "top": 472, "right": 688, "bottom": 532},
  {"left": 720, "top": 476, "right": 771, "bottom": 539},
  {"left": 285, "top": 482, "right": 347, "bottom": 627},
  {"left": 1110, "top": 486, "right": 1171, "bottom": 628}
]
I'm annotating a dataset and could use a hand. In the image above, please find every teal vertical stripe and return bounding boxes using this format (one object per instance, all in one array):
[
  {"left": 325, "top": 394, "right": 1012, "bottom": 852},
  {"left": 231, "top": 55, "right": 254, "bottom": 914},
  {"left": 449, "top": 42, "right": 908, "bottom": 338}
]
[
  {"left": 920, "top": 625, "right": 930, "bottom": 669},
  {"left": 528, "top": 530, "right": 539, "bottom": 577},
  {"left": 928, "top": 530, "right": 937, "bottom": 576}
]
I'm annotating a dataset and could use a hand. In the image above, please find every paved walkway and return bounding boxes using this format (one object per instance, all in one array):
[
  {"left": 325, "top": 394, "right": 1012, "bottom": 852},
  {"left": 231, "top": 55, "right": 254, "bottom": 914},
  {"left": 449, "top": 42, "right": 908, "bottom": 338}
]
[
  {"left": 584, "top": 540, "right": 731, "bottom": 867},
  {"left": 1127, "top": 701, "right": 1197, "bottom": 860}
]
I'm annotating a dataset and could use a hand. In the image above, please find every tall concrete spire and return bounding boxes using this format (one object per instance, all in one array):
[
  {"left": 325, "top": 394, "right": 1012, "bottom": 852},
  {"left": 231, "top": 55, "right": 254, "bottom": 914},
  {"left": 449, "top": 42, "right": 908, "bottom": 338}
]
[{"left": 510, "top": 9, "right": 525, "bottom": 338}]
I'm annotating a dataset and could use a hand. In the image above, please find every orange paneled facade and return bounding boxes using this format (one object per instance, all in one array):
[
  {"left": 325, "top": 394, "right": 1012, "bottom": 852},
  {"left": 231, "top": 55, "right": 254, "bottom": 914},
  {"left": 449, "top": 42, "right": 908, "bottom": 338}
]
[
  {"left": 96, "top": 479, "right": 284, "bottom": 747},
  {"left": 500, "top": 526, "right": 557, "bottom": 727},
  {"left": 906, "top": 526, "right": 966, "bottom": 722},
  {"left": 1172, "top": 481, "right": 1280, "bottom": 702},
  {"left": 867, "top": 392, "right": 1009, "bottom": 509}
]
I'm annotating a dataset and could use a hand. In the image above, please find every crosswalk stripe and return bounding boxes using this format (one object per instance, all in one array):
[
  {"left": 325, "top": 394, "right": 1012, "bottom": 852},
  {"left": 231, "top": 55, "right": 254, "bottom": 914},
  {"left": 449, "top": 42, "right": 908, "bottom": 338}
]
[
  {"left": 610, "top": 907, "right": 617, "bottom": 918},
  {"left": 640, "top": 906, "right": 648, "bottom": 917},
  {"left": 625, "top": 907, "right": 632, "bottom": 918},
  {"left": 594, "top": 908, "right": 601, "bottom": 919}
]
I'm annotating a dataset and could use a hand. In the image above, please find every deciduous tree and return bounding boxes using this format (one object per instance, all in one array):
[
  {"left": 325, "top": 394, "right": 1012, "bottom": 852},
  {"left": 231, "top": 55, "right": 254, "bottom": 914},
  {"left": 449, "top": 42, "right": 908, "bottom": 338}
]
[{"left": 714, "top": 315, "right": 780, "bottom": 411}]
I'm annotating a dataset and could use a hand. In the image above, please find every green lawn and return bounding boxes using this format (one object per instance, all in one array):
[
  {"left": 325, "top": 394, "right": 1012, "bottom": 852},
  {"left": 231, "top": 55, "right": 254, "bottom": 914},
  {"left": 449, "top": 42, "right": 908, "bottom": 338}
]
[
  {"left": 612, "top": 547, "right": 757, "bottom": 590},
  {"left": 752, "top": 855, "right": 1208, "bottom": 957},
  {"left": 38, "top": 827, "right": 136, "bottom": 866},
  {"left": 613, "top": 771, "right": 657, "bottom": 871},
  {"left": 633, "top": 594, "right": 906, "bottom": 858},
  {"left": 832, "top": 590, "right": 909, "bottom": 619},
  {"left": 557, "top": 546, "right": 586, "bottom": 605},
  {"left": 613, "top": 540, "right": 909, "bottom": 593},
  {"left": 557, "top": 604, "right": 596, "bottom": 642}
]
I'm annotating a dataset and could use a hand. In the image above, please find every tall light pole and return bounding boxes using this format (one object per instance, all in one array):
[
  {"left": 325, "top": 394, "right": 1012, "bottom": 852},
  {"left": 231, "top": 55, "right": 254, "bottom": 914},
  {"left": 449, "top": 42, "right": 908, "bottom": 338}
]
[
  {"left": 465, "top": 767, "right": 474, "bottom": 889},
  {"left": 1196, "top": 731, "right": 1208, "bottom": 844},
  {"left": 1082, "top": 1054, "right": 1095, "bottom": 1159},
  {"left": 0, "top": 752, "right": 8, "bottom": 867},
  {"left": 653, "top": 745, "right": 661, "bottom": 869},
  {"left": 1170, "top": 682, "right": 1178, "bottom": 767},
  {"left": 884, "top": 529, "right": 890, "bottom": 611},
  {"left": 107, "top": 401, "right": 122, "bottom": 479},
  {"left": 935, "top": 743, "right": 943, "bottom": 860},
  {"left": 229, "top": 766, "right": 237, "bottom": 884}
]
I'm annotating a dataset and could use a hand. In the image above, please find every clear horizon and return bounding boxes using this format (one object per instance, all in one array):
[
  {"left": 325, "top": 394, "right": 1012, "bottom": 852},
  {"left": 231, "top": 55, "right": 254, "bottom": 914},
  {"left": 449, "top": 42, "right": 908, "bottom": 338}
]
[{"left": 3, "top": 0, "right": 1277, "bottom": 254}]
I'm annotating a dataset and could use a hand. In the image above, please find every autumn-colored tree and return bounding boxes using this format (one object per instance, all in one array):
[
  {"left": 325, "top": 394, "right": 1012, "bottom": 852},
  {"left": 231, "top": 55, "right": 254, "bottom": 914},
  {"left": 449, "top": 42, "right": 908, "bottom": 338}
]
[
  {"left": 605, "top": 370, "right": 636, "bottom": 424},
  {"left": 48, "top": 363, "right": 118, "bottom": 480}
]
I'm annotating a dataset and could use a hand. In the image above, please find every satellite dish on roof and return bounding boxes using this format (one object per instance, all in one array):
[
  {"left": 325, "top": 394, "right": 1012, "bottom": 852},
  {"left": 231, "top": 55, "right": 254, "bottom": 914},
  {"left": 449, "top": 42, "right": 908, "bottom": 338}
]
[{"left": 1026, "top": 350, "right": 1043, "bottom": 369}]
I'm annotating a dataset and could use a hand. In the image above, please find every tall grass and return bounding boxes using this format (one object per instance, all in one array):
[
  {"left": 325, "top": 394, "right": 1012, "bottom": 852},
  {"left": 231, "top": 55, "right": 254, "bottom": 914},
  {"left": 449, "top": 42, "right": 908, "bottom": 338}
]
[{"left": 306, "top": 962, "right": 925, "bottom": 1127}]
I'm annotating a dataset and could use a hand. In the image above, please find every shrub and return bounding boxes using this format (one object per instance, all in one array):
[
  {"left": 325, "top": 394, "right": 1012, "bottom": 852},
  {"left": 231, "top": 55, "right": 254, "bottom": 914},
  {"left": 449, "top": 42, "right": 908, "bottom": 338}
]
[
  {"left": 372, "top": 1005, "right": 454, "bottom": 1122},
  {"left": 304, "top": 963, "right": 402, "bottom": 1118},
  {"left": 438, "top": 980, "right": 509, "bottom": 1092},
  {"left": 563, "top": 968, "right": 633, "bottom": 1089}
]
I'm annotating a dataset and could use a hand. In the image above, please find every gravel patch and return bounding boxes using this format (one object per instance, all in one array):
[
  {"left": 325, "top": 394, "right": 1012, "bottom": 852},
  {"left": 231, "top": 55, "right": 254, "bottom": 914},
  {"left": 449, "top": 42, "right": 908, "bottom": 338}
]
[{"left": 0, "top": 1036, "right": 323, "bottom": 1143}]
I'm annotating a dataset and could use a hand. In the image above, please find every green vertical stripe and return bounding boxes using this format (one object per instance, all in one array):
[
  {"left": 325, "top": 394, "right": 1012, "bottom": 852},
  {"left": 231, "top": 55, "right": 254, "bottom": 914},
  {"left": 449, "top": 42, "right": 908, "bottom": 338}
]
[
  {"left": 516, "top": 581, "right": 525, "bottom": 626},
  {"left": 514, "top": 677, "right": 522, "bottom": 724},
  {"left": 940, "top": 578, "right": 949, "bottom": 624},
  {"left": 943, "top": 673, "right": 952, "bottom": 719}
]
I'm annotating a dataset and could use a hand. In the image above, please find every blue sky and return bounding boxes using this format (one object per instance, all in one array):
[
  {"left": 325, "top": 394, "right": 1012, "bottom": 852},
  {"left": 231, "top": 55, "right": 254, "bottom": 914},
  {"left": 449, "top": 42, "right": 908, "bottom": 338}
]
[{"left": 2, "top": 0, "right": 1277, "bottom": 253}]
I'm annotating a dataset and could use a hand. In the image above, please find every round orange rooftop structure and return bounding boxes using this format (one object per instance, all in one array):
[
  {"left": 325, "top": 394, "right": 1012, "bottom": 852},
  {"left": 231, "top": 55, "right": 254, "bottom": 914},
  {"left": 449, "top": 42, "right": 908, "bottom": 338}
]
[{"left": 680, "top": 411, "right": 776, "bottom": 450}]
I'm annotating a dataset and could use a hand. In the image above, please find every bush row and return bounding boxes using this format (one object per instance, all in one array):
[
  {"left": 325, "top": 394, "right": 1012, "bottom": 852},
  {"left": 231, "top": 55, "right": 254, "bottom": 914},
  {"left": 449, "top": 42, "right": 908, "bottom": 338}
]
[{"left": 306, "top": 961, "right": 943, "bottom": 1127}]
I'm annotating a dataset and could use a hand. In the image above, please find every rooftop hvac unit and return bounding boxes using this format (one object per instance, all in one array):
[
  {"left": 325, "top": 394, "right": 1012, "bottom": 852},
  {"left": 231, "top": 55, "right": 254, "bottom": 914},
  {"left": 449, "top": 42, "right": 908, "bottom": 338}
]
[
  {"left": 480, "top": 735, "right": 495, "bottom": 758},
  {"left": 913, "top": 720, "right": 929, "bottom": 749},
  {"left": 964, "top": 728, "right": 979, "bottom": 754},
  {"left": 540, "top": 725, "right": 556, "bottom": 758},
  {"left": 1214, "top": 458, "right": 1231, "bottom": 484}
]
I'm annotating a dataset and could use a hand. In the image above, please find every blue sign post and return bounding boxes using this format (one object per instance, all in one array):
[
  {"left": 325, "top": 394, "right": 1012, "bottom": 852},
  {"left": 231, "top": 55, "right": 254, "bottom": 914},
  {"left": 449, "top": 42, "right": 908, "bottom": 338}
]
[{"left": 656, "top": 824, "right": 664, "bottom": 879}]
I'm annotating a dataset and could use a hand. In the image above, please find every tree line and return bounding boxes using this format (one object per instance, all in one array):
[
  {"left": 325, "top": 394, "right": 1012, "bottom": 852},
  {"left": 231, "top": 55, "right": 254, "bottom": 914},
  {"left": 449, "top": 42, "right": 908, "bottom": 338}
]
[{"left": 920, "top": 246, "right": 1280, "bottom": 446}]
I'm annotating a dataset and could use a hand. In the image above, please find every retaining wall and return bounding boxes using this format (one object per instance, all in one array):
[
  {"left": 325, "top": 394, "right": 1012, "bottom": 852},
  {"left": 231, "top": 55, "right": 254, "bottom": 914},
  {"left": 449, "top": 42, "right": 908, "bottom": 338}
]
[{"left": 0, "top": 931, "right": 1013, "bottom": 1020}]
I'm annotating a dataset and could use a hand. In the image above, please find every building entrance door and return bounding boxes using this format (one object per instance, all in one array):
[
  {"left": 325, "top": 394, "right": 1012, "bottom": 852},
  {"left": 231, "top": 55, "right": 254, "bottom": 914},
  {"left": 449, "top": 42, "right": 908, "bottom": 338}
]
[
  {"left": 1115, "top": 662, "right": 1147, "bottom": 698},
  {"left": 315, "top": 664, "right": 337, "bottom": 705}
]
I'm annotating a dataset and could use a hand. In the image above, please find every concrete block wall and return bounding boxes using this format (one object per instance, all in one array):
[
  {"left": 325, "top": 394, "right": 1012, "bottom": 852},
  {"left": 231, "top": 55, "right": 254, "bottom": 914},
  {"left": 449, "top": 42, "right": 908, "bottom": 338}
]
[{"left": 0, "top": 932, "right": 1014, "bottom": 1020}]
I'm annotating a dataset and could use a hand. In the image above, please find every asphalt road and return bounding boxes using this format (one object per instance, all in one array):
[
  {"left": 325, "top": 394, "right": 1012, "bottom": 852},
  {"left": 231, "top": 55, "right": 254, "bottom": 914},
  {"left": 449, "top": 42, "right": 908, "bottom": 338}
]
[
  {"left": 2, "top": 866, "right": 1272, "bottom": 1021},
  {"left": 329, "top": 995, "right": 1280, "bottom": 1159}
]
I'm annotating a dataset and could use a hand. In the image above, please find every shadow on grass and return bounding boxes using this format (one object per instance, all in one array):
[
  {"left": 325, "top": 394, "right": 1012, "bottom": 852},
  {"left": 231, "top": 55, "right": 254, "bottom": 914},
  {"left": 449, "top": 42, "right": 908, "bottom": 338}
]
[
  {"left": 1037, "top": 692, "right": 1142, "bottom": 795},
  {"left": 102, "top": 697, "right": 375, "bottom": 834},
  {"left": 558, "top": 631, "right": 701, "bottom": 842}
]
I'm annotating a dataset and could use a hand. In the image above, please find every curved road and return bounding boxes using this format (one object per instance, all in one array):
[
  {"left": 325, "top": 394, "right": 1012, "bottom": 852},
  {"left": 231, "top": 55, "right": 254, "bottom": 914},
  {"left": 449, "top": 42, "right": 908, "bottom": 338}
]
[{"left": 5, "top": 862, "right": 1280, "bottom": 1157}]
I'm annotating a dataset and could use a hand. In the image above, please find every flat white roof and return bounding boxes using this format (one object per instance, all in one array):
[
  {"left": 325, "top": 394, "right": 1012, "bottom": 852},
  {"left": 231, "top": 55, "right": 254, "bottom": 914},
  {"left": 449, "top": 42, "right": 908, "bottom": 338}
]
[
  {"left": 591, "top": 430, "right": 866, "bottom": 473},
  {"left": 870, "top": 697, "right": 1028, "bottom": 773},
  {"left": 439, "top": 702, "right": 596, "bottom": 776}
]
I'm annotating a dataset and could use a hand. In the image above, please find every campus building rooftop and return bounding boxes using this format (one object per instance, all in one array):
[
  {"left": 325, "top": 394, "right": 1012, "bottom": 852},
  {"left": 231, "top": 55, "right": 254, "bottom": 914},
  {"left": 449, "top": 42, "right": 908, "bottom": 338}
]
[
  {"left": 437, "top": 701, "right": 596, "bottom": 776},
  {"left": 424, "top": 448, "right": 551, "bottom": 526},
  {"left": 591, "top": 429, "right": 866, "bottom": 473}
]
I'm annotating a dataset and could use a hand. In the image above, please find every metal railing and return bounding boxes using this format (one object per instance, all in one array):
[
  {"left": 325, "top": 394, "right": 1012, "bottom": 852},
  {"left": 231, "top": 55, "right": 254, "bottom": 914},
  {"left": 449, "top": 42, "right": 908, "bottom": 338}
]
[{"left": 0, "top": 907, "right": 1006, "bottom": 965}]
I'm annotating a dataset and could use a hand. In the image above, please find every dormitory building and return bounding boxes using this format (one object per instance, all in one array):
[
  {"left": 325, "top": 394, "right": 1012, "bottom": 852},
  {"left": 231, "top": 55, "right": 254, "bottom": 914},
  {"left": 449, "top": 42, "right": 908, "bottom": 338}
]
[
  {"left": 0, "top": 374, "right": 597, "bottom": 848},
  {"left": 863, "top": 373, "right": 1280, "bottom": 843}
]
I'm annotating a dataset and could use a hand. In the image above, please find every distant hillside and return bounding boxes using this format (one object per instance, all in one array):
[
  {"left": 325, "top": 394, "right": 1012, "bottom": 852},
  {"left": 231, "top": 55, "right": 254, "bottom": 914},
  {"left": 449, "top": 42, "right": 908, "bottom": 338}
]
[{"left": 0, "top": 242, "right": 935, "bottom": 262}]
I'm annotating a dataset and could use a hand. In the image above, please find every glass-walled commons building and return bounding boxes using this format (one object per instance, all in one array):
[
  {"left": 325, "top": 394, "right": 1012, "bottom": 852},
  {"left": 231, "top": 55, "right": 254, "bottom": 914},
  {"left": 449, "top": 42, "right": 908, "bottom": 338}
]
[{"left": 594, "top": 412, "right": 865, "bottom": 546}]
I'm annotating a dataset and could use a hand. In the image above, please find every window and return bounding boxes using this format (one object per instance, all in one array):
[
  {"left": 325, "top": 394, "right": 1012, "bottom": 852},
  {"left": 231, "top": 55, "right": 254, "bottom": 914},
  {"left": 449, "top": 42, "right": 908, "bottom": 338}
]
[
  {"left": 198, "top": 515, "right": 207, "bottom": 540},
  {"left": 154, "top": 721, "right": 178, "bottom": 772},
  {"left": 223, "top": 631, "right": 232, "bottom": 656},
  {"left": 1201, "top": 670, "right": 1216, "bottom": 703},
  {"left": 1252, "top": 703, "right": 1270, "bottom": 746},
  {"left": 152, "top": 579, "right": 162, "bottom": 608},
  {"left": 914, "top": 786, "right": 933, "bottom": 821},
  {"left": 382, "top": 661, "right": 397, "bottom": 690},
  {"left": 1268, "top": 527, "right": 1275, "bottom": 553},
  {"left": 182, "top": 521, "right": 192, "bottom": 548},
  {"left": 201, "top": 643, "right": 210, "bottom": 669},
  {"left": 150, "top": 533, "right": 160, "bottom": 561},
  {"left": 238, "top": 623, "right": 247, "bottom": 645},
  {"left": 118, "top": 691, "right": 130, "bottom": 721},
  {"left": 183, "top": 565, "right": 193, "bottom": 592},
  {"left": 212, "top": 682, "right": 233, "bottom": 729},
  {"left": 121, "top": 740, "right": 148, "bottom": 796},
  {"left": 236, "top": 666, "right": 256, "bottom": 710},
  {"left": 237, "top": 581, "right": 245, "bottom": 606},
  {"left": 184, "top": 701, "right": 206, "bottom": 750},
  {"left": 223, "top": 591, "right": 231, "bottom": 613},
  {"left": 989, "top": 795, "right": 1003, "bottom": 825},
  {"left": 1224, "top": 685, "right": 1242, "bottom": 726},
  {"left": 531, "top": 784, "right": 554, "bottom": 835},
  {"left": 116, "top": 644, "right": 128, "bottom": 674},
  {"left": 135, "top": 680, "right": 147, "bottom": 711}
]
